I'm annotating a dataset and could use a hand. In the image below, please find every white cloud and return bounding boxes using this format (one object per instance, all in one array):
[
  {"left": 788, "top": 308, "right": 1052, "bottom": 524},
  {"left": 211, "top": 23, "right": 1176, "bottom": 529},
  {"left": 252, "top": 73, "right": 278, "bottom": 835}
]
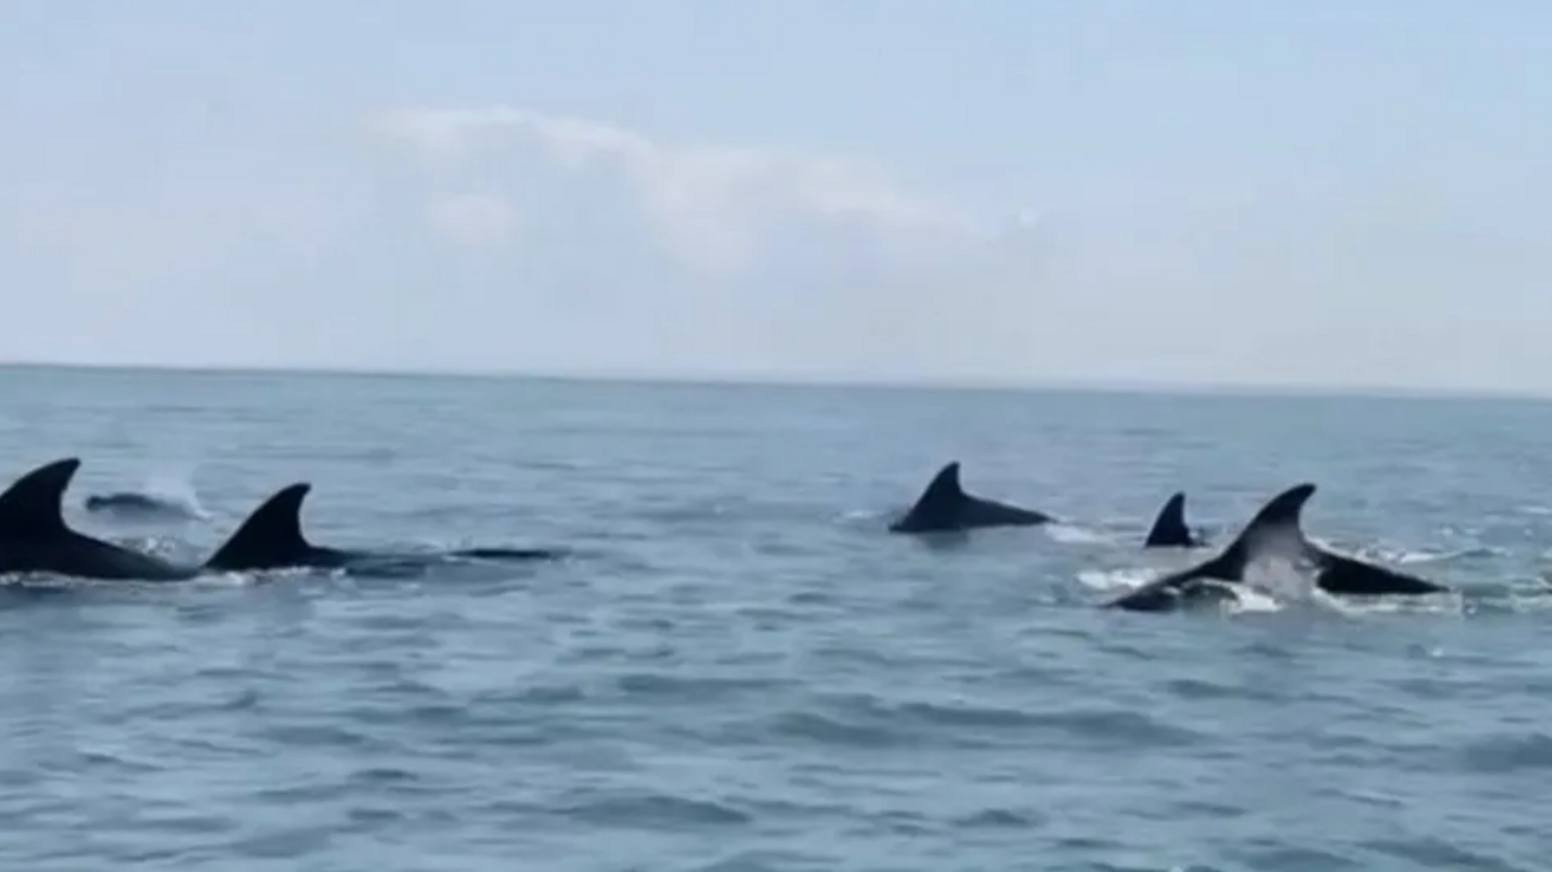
[
  {"left": 375, "top": 106, "right": 985, "bottom": 274},
  {"left": 427, "top": 192, "right": 519, "bottom": 249}
]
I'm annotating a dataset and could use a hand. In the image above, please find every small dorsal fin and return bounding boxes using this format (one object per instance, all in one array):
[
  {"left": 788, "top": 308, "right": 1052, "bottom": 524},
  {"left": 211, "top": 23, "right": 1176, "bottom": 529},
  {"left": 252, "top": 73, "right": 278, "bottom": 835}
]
[
  {"left": 0, "top": 457, "right": 82, "bottom": 535},
  {"left": 204, "top": 483, "right": 314, "bottom": 570},
  {"left": 1144, "top": 491, "right": 1193, "bottom": 547}
]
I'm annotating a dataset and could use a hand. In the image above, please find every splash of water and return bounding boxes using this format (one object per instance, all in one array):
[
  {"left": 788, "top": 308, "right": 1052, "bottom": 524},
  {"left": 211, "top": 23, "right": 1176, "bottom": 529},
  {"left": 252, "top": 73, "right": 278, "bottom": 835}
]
[
  {"left": 139, "top": 467, "right": 211, "bottom": 520},
  {"left": 1242, "top": 555, "right": 1358, "bottom": 616}
]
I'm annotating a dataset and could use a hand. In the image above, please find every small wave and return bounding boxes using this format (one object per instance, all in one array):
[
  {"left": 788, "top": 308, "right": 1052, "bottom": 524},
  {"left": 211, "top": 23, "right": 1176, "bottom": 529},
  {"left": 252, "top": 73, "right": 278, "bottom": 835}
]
[
  {"left": 1165, "top": 676, "right": 1276, "bottom": 702},
  {"left": 1369, "top": 545, "right": 1502, "bottom": 565},
  {"left": 1458, "top": 731, "right": 1552, "bottom": 773},
  {"left": 1018, "top": 707, "right": 1209, "bottom": 748},
  {"left": 1501, "top": 584, "right": 1552, "bottom": 613},
  {"left": 893, "top": 698, "right": 1054, "bottom": 730},
  {"left": 771, "top": 710, "right": 898, "bottom": 748},
  {"left": 1362, "top": 837, "right": 1538, "bottom": 872},
  {"left": 689, "top": 849, "right": 828, "bottom": 872},
  {"left": 613, "top": 672, "right": 795, "bottom": 703},
  {"left": 955, "top": 807, "right": 1047, "bottom": 828},
  {"left": 771, "top": 692, "right": 1207, "bottom": 752},
  {"left": 555, "top": 791, "right": 751, "bottom": 828}
]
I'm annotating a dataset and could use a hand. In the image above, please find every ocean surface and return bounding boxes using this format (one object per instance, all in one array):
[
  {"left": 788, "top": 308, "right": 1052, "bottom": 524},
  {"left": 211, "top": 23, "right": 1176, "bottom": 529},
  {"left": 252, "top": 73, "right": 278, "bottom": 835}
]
[{"left": 3, "top": 365, "right": 1552, "bottom": 871}]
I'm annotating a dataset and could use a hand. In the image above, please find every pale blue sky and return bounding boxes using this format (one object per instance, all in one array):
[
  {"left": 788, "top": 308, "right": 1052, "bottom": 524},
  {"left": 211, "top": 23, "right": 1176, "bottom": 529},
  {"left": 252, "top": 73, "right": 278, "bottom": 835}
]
[{"left": 4, "top": 2, "right": 1551, "bottom": 393}]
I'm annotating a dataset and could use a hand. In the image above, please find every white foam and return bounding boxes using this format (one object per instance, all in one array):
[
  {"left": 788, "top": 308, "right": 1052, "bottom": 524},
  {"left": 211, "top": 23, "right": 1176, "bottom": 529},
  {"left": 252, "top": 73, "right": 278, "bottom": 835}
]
[
  {"left": 1240, "top": 555, "right": 1322, "bottom": 605},
  {"left": 1045, "top": 523, "right": 1114, "bottom": 545},
  {"left": 1223, "top": 585, "right": 1282, "bottom": 613},
  {"left": 140, "top": 471, "right": 211, "bottom": 520},
  {"left": 1076, "top": 566, "right": 1155, "bottom": 592}
]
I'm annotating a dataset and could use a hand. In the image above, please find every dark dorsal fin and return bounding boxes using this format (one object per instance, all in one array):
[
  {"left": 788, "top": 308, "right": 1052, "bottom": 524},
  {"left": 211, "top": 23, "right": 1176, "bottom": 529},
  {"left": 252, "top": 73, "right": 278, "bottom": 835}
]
[
  {"left": 1106, "top": 483, "right": 1316, "bottom": 610},
  {"left": 888, "top": 461, "right": 968, "bottom": 532},
  {"left": 0, "top": 457, "right": 82, "bottom": 535},
  {"left": 919, "top": 461, "right": 965, "bottom": 503},
  {"left": 204, "top": 483, "right": 315, "bottom": 570},
  {"left": 1208, "top": 482, "right": 1316, "bottom": 575},
  {"left": 1237, "top": 483, "right": 1314, "bottom": 540},
  {"left": 1144, "top": 491, "right": 1193, "bottom": 547}
]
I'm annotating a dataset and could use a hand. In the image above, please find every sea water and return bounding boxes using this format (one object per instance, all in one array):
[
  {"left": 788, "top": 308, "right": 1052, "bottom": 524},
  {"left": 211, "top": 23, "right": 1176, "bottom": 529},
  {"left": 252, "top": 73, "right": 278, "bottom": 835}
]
[{"left": 0, "top": 366, "right": 1548, "bottom": 871}]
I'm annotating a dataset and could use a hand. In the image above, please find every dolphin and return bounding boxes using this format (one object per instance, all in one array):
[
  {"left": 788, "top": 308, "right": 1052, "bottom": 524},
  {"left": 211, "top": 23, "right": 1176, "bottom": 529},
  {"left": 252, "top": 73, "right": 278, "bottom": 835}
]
[
  {"left": 1143, "top": 491, "right": 1202, "bottom": 548},
  {"left": 85, "top": 491, "right": 199, "bottom": 520},
  {"left": 0, "top": 458, "right": 564, "bottom": 582},
  {"left": 202, "top": 482, "right": 563, "bottom": 573},
  {"left": 1107, "top": 483, "right": 1450, "bottom": 612},
  {"left": 0, "top": 458, "right": 222, "bottom": 581},
  {"left": 888, "top": 461, "right": 1052, "bottom": 534},
  {"left": 1107, "top": 483, "right": 1316, "bottom": 612}
]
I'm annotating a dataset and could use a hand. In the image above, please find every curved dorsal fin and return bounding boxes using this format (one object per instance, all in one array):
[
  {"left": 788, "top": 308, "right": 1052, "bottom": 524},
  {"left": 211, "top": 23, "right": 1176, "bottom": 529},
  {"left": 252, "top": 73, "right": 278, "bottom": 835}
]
[
  {"left": 1238, "top": 483, "right": 1314, "bottom": 539},
  {"left": 1144, "top": 491, "right": 1193, "bottom": 547},
  {"left": 920, "top": 461, "right": 966, "bottom": 502},
  {"left": 204, "top": 483, "right": 314, "bottom": 570},
  {"left": 1211, "top": 482, "right": 1316, "bottom": 574},
  {"left": 887, "top": 460, "right": 970, "bottom": 533},
  {"left": 0, "top": 457, "right": 81, "bottom": 535}
]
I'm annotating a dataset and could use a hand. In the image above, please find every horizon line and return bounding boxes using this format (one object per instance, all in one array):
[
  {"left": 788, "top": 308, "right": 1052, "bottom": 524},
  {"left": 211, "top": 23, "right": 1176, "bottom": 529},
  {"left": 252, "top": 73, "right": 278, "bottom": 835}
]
[{"left": 0, "top": 357, "right": 1544, "bottom": 403}]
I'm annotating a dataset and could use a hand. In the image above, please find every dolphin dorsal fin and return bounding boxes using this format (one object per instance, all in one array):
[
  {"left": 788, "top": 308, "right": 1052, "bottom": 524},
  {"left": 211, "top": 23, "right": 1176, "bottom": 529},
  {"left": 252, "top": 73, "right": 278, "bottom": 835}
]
[
  {"left": 921, "top": 462, "right": 966, "bottom": 503},
  {"left": 205, "top": 483, "right": 315, "bottom": 570},
  {"left": 1211, "top": 482, "right": 1316, "bottom": 574},
  {"left": 1144, "top": 492, "right": 1192, "bottom": 547},
  {"left": 905, "top": 461, "right": 968, "bottom": 520},
  {"left": 887, "top": 461, "right": 972, "bottom": 533},
  {"left": 0, "top": 458, "right": 82, "bottom": 535}
]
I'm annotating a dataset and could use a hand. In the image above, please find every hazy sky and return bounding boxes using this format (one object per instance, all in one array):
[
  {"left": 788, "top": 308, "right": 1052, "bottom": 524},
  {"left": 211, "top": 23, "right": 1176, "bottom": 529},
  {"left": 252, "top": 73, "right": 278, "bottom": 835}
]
[{"left": 4, "top": 2, "right": 1551, "bottom": 393}]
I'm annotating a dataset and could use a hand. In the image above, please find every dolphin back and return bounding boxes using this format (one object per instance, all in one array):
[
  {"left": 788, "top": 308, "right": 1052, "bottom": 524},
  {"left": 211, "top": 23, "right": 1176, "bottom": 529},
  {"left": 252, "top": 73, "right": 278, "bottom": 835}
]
[{"left": 890, "top": 461, "right": 1051, "bottom": 533}]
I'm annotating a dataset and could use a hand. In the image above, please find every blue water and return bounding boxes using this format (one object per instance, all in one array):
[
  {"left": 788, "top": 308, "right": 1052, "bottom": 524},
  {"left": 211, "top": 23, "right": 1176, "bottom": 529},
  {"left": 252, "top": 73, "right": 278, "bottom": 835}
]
[{"left": 3, "top": 366, "right": 1552, "bottom": 871}]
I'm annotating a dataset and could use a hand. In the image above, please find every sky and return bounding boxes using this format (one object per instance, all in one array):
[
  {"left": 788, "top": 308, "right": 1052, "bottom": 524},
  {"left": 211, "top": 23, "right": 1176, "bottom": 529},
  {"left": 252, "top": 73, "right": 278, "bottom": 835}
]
[{"left": 3, "top": 1, "right": 1552, "bottom": 394}]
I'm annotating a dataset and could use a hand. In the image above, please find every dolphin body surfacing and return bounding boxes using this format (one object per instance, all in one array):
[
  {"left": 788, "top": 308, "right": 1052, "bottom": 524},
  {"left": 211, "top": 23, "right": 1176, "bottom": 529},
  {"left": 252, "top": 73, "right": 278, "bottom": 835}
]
[
  {"left": 1108, "top": 484, "right": 1315, "bottom": 612},
  {"left": 1307, "top": 546, "right": 1448, "bottom": 596},
  {"left": 1108, "top": 483, "right": 1450, "bottom": 612},
  {"left": 888, "top": 462, "right": 1052, "bottom": 534},
  {"left": 203, "top": 483, "right": 564, "bottom": 573},
  {"left": 1143, "top": 492, "right": 1202, "bottom": 548},
  {"left": 85, "top": 492, "right": 174, "bottom": 513},
  {"left": 85, "top": 491, "right": 200, "bottom": 521},
  {"left": 0, "top": 458, "right": 564, "bottom": 582}
]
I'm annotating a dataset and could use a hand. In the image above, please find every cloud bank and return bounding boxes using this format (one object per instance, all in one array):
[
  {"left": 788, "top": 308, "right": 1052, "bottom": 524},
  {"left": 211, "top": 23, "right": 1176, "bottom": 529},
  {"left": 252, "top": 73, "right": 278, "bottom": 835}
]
[
  {"left": 8, "top": 97, "right": 1549, "bottom": 393},
  {"left": 0, "top": 104, "right": 1043, "bottom": 381},
  {"left": 375, "top": 106, "right": 1000, "bottom": 277}
]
